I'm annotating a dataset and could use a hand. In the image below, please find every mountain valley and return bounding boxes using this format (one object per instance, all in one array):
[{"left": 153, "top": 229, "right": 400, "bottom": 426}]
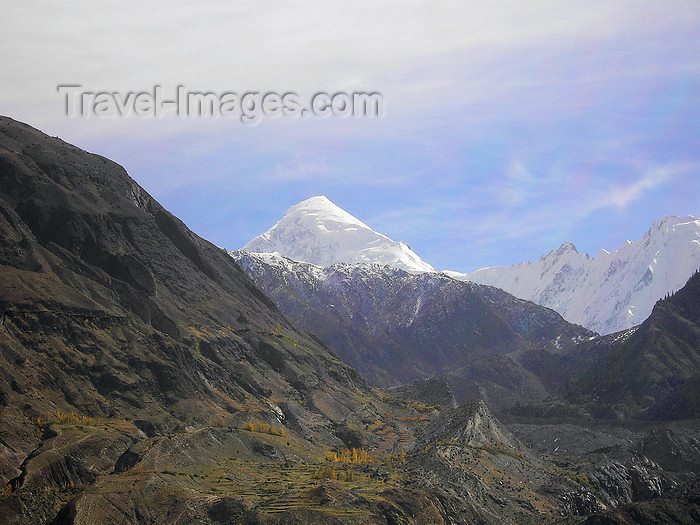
[{"left": 0, "top": 116, "right": 699, "bottom": 524}]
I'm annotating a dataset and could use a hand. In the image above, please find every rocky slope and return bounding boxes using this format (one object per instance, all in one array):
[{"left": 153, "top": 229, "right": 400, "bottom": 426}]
[
  {"left": 507, "top": 420, "right": 700, "bottom": 523},
  {"left": 559, "top": 270, "right": 700, "bottom": 420},
  {"left": 233, "top": 251, "right": 593, "bottom": 389},
  {"left": 0, "top": 116, "right": 413, "bottom": 524},
  {"left": 488, "top": 272, "right": 700, "bottom": 429},
  {"left": 241, "top": 195, "right": 699, "bottom": 335},
  {"left": 453, "top": 216, "right": 700, "bottom": 335}
]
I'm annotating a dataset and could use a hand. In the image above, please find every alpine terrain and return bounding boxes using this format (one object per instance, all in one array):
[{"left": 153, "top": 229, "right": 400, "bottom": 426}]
[
  {"left": 241, "top": 195, "right": 700, "bottom": 337},
  {"left": 232, "top": 250, "right": 593, "bottom": 400},
  {"left": 1, "top": 116, "right": 700, "bottom": 524},
  {"left": 452, "top": 216, "right": 700, "bottom": 335}
]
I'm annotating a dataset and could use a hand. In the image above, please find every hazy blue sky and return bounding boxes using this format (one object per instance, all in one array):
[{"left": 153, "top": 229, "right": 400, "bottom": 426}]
[{"left": 2, "top": 1, "right": 699, "bottom": 271}]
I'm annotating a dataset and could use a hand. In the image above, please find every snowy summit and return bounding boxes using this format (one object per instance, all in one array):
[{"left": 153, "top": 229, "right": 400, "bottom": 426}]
[
  {"left": 241, "top": 196, "right": 435, "bottom": 273},
  {"left": 449, "top": 215, "right": 700, "bottom": 335}
]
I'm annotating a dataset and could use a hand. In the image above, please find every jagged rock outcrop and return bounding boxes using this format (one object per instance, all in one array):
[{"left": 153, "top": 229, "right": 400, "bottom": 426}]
[{"left": 421, "top": 400, "right": 521, "bottom": 450}]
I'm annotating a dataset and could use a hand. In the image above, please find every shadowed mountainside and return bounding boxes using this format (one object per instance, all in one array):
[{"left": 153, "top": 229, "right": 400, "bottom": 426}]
[
  {"left": 563, "top": 270, "right": 700, "bottom": 420},
  {"left": 233, "top": 251, "right": 594, "bottom": 389}
]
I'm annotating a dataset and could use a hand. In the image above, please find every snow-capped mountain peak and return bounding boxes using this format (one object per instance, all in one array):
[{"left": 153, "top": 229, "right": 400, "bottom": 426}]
[
  {"left": 452, "top": 214, "right": 700, "bottom": 335},
  {"left": 556, "top": 241, "right": 578, "bottom": 254},
  {"left": 240, "top": 201, "right": 697, "bottom": 335},
  {"left": 241, "top": 196, "right": 435, "bottom": 273}
]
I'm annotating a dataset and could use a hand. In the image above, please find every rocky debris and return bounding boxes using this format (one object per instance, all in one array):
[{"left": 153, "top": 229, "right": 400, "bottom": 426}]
[
  {"left": 634, "top": 427, "right": 700, "bottom": 473},
  {"left": 560, "top": 489, "right": 604, "bottom": 516},
  {"left": 420, "top": 400, "right": 521, "bottom": 450},
  {"left": 389, "top": 377, "right": 457, "bottom": 409},
  {"left": 582, "top": 458, "right": 673, "bottom": 507}
]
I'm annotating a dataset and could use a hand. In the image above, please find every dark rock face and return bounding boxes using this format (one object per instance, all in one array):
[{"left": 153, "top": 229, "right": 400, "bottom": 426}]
[
  {"left": 206, "top": 497, "right": 250, "bottom": 524},
  {"left": 233, "top": 252, "right": 593, "bottom": 390},
  {"left": 635, "top": 427, "right": 700, "bottom": 473},
  {"left": 560, "top": 490, "right": 603, "bottom": 516},
  {"left": 583, "top": 457, "right": 671, "bottom": 507},
  {"left": 390, "top": 377, "right": 458, "bottom": 409},
  {"left": 483, "top": 270, "right": 700, "bottom": 424},
  {"left": 0, "top": 116, "right": 378, "bottom": 523},
  {"left": 559, "top": 270, "right": 700, "bottom": 419}
]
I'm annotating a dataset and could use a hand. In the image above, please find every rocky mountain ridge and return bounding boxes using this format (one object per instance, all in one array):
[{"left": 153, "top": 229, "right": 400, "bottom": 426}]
[
  {"left": 241, "top": 196, "right": 699, "bottom": 336},
  {"left": 232, "top": 250, "right": 593, "bottom": 389},
  {"left": 0, "top": 116, "right": 388, "bottom": 523}
]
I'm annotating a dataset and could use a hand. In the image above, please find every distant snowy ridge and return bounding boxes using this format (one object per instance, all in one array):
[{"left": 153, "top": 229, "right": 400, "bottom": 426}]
[
  {"left": 238, "top": 197, "right": 699, "bottom": 335},
  {"left": 241, "top": 196, "right": 435, "bottom": 273},
  {"left": 449, "top": 215, "right": 700, "bottom": 335}
]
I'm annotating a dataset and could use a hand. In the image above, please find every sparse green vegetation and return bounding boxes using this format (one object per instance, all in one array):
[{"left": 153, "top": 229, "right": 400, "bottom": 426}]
[
  {"left": 560, "top": 469, "right": 593, "bottom": 489},
  {"left": 312, "top": 465, "right": 357, "bottom": 481},
  {"left": 479, "top": 444, "right": 526, "bottom": 459},
  {"left": 407, "top": 401, "right": 439, "bottom": 412}
]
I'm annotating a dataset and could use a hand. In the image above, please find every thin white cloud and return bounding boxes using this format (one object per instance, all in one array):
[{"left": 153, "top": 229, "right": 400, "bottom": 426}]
[
  {"left": 462, "top": 161, "right": 698, "bottom": 247},
  {"left": 2, "top": 2, "right": 698, "bottom": 273},
  {"left": 604, "top": 164, "right": 698, "bottom": 209}
]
